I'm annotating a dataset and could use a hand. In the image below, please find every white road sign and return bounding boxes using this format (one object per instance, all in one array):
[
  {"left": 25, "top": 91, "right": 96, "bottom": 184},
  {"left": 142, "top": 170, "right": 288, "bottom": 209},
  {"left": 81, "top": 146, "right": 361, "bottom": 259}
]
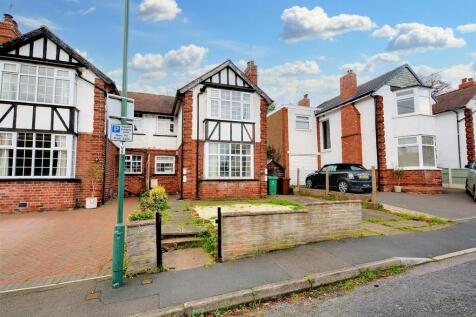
[{"left": 111, "top": 124, "right": 133, "bottom": 142}]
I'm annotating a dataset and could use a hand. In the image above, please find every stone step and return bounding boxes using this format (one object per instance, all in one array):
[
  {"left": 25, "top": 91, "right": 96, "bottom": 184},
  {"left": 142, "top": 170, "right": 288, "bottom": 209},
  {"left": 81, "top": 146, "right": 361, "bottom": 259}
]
[
  {"left": 162, "top": 237, "right": 203, "bottom": 251},
  {"left": 162, "top": 225, "right": 204, "bottom": 238}
]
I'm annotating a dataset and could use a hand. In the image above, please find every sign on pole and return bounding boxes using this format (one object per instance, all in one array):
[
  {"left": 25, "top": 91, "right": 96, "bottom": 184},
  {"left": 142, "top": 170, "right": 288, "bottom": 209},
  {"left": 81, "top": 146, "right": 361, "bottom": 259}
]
[{"left": 110, "top": 124, "right": 133, "bottom": 142}]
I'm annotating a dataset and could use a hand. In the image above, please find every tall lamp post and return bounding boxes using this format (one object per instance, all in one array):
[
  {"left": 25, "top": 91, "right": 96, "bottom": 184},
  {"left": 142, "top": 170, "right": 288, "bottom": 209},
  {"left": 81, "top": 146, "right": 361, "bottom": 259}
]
[{"left": 112, "top": 0, "right": 129, "bottom": 289}]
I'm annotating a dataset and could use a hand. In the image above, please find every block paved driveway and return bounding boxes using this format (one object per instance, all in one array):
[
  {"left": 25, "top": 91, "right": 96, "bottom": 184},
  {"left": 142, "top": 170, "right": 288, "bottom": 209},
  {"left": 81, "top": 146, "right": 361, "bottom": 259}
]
[
  {"left": 0, "top": 198, "right": 138, "bottom": 291},
  {"left": 377, "top": 188, "right": 476, "bottom": 221}
]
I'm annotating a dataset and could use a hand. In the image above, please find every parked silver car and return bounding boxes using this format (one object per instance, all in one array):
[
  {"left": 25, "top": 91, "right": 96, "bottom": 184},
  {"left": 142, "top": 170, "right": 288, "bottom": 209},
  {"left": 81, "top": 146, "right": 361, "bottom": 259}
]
[{"left": 465, "top": 160, "right": 476, "bottom": 202}]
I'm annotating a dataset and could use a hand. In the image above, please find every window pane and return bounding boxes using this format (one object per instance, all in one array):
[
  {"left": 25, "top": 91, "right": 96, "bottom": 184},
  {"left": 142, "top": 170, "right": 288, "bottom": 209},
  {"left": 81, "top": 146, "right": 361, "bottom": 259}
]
[
  {"left": 296, "top": 117, "right": 309, "bottom": 130},
  {"left": 231, "top": 143, "right": 241, "bottom": 155},
  {"left": 242, "top": 144, "right": 251, "bottom": 155},
  {"left": 232, "top": 91, "right": 241, "bottom": 101},
  {"left": 398, "top": 137, "right": 417, "bottom": 145},
  {"left": 155, "top": 156, "right": 175, "bottom": 174},
  {"left": 34, "top": 149, "right": 51, "bottom": 176},
  {"left": 231, "top": 156, "right": 240, "bottom": 177},
  {"left": 57, "top": 70, "right": 69, "bottom": 78},
  {"left": 422, "top": 136, "right": 434, "bottom": 145},
  {"left": 241, "top": 155, "right": 251, "bottom": 177},
  {"left": 422, "top": 145, "right": 435, "bottom": 167},
  {"left": 322, "top": 121, "right": 331, "bottom": 149},
  {"left": 35, "top": 133, "right": 51, "bottom": 148},
  {"left": 208, "top": 155, "right": 218, "bottom": 177},
  {"left": 54, "top": 135, "right": 67, "bottom": 148},
  {"left": 397, "top": 97, "right": 415, "bottom": 115},
  {"left": 53, "top": 150, "right": 67, "bottom": 176},
  {"left": 4, "top": 63, "right": 16, "bottom": 72},
  {"left": 38, "top": 66, "right": 54, "bottom": 77},
  {"left": 210, "top": 89, "right": 219, "bottom": 99},
  {"left": 0, "top": 148, "right": 13, "bottom": 176},
  {"left": 15, "top": 149, "right": 33, "bottom": 176},
  {"left": 37, "top": 77, "right": 54, "bottom": 103},
  {"left": 221, "top": 90, "right": 230, "bottom": 100},
  {"left": 209, "top": 143, "right": 219, "bottom": 154},
  {"left": 0, "top": 132, "right": 13, "bottom": 146},
  {"left": 396, "top": 89, "right": 413, "bottom": 97},
  {"left": 55, "top": 79, "right": 70, "bottom": 105},
  {"left": 232, "top": 101, "right": 241, "bottom": 120},
  {"left": 243, "top": 93, "right": 250, "bottom": 102},
  {"left": 219, "top": 143, "right": 229, "bottom": 154},
  {"left": 19, "top": 74, "right": 36, "bottom": 101},
  {"left": 219, "top": 154, "right": 229, "bottom": 177},
  {"left": 1, "top": 72, "right": 18, "bottom": 99},
  {"left": 221, "top": 100, "right": 230, "bottom": 119},
  {"left": 125, "top": 155, "right": 142, "bottom": 174},
  {"left": 398, "top": 145, "right": 419, "bottom": 167},
  {"left": 242, "top": 103, "right": 250, "bottom": 120},
  {"left": 21, "top": 64, "right": 36, "bottom": 75},
  {"left": 17, "top": 132, "right": 33, "bottom": 148},
  {"left": 210, "top": 99, "right": 219, "bottom": 117}
]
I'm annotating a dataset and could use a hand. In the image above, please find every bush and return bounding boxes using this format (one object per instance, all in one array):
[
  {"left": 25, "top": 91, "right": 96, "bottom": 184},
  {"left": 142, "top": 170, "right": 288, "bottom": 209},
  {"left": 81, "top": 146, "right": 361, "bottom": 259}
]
[
  {"left": 128, "top": 209, "right": 155, "bottom": 221},
  {"left": 139, "top": 185, "right": 169, "bottom": 211}
]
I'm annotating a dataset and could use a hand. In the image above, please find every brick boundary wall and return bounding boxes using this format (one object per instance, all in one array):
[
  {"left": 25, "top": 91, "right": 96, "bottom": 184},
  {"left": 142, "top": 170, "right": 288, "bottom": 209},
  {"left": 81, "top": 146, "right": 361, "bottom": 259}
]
[
  {"left": 464, "top": 108, "right": 475, "bottom": 163},
  {"left": 0, "top": 180, "right": 81, "bottom": 212},
  {"left": 125, "top": 220, "right": 156, "bottom": 274},
  {"left": 340, "top": 104, "right": 363, "bottom": 164},
  {"left": 221, "top": 200, "right": 361, "bottom": 261}
]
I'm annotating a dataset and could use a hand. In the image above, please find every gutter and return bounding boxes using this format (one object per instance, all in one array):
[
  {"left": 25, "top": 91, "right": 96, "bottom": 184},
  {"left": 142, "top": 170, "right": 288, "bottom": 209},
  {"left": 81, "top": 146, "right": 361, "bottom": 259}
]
[{"left": 179, "top": 96, "right": 184, "bottom": 199}]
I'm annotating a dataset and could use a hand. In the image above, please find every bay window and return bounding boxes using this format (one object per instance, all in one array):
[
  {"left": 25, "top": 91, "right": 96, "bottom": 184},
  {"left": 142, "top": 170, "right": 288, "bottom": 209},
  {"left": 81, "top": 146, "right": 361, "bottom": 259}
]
[
  {"left": 125, "top": 154, "right": 142, "bottom": 174},
  {"left": 206, "top": 142, "right": 253, "bottom": 179},
  {"left": 208, "top": 88, "right": 251, "bottom": 121},
  {"left": 0, "top": 62, "right": 71, "bottom": 105},
  {"left": 155, "top": 156, "right": 175, "bottom": 174},
  {"left": 397, "top": 135, "right": 436, "bottom": 168},
  {"left": 0, "top": 132, "right": 72, "bottom": 178}
]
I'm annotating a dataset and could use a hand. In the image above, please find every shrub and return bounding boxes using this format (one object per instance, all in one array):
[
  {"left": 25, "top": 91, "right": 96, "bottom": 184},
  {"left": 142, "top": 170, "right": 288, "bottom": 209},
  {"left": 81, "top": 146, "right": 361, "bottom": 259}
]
[
  {"left": 128, "top": 209, "right": 155, "bottom": 222},
  {"left": 139, "top": 185, "right": 169, "bottom": 211}
]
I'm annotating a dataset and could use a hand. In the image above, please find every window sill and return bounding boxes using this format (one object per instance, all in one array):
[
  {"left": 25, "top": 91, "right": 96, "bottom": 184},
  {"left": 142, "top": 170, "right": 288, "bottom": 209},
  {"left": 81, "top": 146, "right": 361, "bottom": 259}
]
[
  {"left": 153, "top": 173, "right": 176, "bottom": 176},
  {"left": 153, "top": 134, "right": 177, "bottom": 137},
  {"left": 0, "top": 177, "right": 81, "bottom": 182},
  {"left": 133, "top": 133, "right": 146, "bottom": 136},
  {"left": 296, "top": 129, "right": 311, "bottom": 132},
  {"left": 201, "top": 178, "right": 258, "bottom": 182},
  {"left": 320, "top": 149, "right": 332, "bottom": 153},
  {"left": 393, "top": 113, "right": 435, "bottom": 119},
  {"left": 125, "top": 173, "right": 143, "bottom": 176}
]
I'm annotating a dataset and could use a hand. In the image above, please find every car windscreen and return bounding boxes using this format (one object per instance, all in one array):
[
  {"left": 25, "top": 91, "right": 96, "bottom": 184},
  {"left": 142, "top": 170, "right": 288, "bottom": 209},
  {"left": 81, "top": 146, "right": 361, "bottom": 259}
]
[{"left": 336, "top": 165, "right": 366, "bottom": 171}]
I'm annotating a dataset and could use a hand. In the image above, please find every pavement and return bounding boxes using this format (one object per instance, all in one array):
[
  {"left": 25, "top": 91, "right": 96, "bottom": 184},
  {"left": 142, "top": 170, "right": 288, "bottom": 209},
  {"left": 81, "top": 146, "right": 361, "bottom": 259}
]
[
  {"left": 377, "top": 188, "right": 476, "bottom": 221},
  {"left": 262, "top": 251, "right": 476, "bottom": 316},
  {"left": 0, "top": 198, "right": 138, "bottom": 291},
  {"left": 1, "top": 218, "right": 476, "bottom": 317}
]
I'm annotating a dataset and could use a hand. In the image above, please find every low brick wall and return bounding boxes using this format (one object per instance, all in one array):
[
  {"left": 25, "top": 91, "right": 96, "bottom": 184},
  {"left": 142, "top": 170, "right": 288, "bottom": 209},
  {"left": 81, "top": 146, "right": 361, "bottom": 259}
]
[
  {"left": 297, "top": 187, "right": 371, "bottom": 202},
  {"left": 221, "top": 200, "right": 362, "bottom": 261},
  {"left": 126, "top": 220, "right": 157, "bottom": 274}
]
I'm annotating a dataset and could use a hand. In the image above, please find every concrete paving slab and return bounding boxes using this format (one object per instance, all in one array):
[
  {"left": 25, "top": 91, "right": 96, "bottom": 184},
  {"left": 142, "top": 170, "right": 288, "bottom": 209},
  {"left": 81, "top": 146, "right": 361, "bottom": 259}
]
[{"left": 163, "top": 248, "right": 213, "bottom": 271}]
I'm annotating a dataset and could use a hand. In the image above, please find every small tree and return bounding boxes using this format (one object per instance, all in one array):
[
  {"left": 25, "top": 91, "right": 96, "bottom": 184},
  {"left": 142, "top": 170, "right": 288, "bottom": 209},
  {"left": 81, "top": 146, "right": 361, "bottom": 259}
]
[
  {"left": 85, "top": 165, "right": 102, "bottom": 197},
  {"left": 393, "top": 168, "right": 405, "bottom": 186},
  {"left": 422, "top": 72, "right": 451, "bottom": 98}
]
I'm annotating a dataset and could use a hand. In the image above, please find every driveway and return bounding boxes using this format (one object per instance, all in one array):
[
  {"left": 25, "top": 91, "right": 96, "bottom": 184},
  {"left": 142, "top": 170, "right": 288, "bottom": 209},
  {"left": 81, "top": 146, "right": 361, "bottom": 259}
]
[
  {"left": 0, "top": 198, "right": 138, "bottom": 291},
  {"left": 378, "top": 188, "right": 475, "bottom": 221}
]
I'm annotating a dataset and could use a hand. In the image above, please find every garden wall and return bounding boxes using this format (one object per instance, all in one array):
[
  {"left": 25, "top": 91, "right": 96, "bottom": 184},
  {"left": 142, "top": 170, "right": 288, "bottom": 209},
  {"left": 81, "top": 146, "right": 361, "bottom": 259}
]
[
  {"left": 126, "top": 220, "right": 156, "bottom": 274},
  {"left": 221, "top": 200, "right": 362, "bottom": 261}
]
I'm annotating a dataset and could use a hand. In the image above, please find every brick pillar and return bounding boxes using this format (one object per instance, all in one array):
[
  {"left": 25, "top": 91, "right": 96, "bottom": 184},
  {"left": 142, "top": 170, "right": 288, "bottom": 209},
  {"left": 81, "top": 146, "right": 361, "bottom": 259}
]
[
  {"left": 181, "top": 91, "right": 196, "bottom": 199},
  {"left": 340, "top": 104, "right": 362, "bottom": 164},
  {"left": 316, "top": 117, "right": 321, "bottom": 169},
  {"left": 259, "top": 97, "right": 268, "bottom": 196},
  {"left": 465, "top": 108, "right": 475, "bottom": 163},
  {"left": 375, "top": 95, "right": 388, "bottom": 190}
]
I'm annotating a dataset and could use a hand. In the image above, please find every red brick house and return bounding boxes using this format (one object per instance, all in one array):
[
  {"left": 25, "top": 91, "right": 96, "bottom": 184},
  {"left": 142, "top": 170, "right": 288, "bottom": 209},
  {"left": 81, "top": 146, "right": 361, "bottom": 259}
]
[
  {"left": 123, "top": 60, "right": 273, "bottom": 199},
  {"left": 0, "top": 14, "right": 119, "bottom": 212}
]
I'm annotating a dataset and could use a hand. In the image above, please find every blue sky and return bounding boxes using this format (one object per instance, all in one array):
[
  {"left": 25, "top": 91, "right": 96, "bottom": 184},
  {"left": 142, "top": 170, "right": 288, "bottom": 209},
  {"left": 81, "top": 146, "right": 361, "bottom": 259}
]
[{"left": 7, "top": 0, "right": 476, "bottom": 106}]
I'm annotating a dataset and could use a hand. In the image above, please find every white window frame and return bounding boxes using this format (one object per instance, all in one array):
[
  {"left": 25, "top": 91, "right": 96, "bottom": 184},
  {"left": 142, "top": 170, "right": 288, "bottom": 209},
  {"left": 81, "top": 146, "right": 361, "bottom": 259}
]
[
  {"left": 397, "top": 135, "right": 437, "bottom": 169},
  {"left": 154, "top": 155, "right": 175, "bottom": 174},
  {"left": 204, "top": 142, "right": 254, "bottom": 179},
  {"left": 133, "top": 112, "right": 144, "bottom": 135},
  {"left": 295, "top": 115, "right": 310, "bottom": 130},
  {"left": 321, "top": 119, "right": 331, "bottom": 150},
  {"left": 0, "top": 131, "right": 74, "bottom": 179},
  {"left": 396, "top": 89, "right": 415, "bottom": 116},
  {"left": 0, "top": 62, "right": 74, "bottom": 106},
  {"left": 156, "top": 115, "right": 175, "bottom": 135},
  {"left": 125, "top": 154, "right": 142, "bottom": 175},
  {"left": 207, "top": 88, "right": 252, "bottom": 122}
]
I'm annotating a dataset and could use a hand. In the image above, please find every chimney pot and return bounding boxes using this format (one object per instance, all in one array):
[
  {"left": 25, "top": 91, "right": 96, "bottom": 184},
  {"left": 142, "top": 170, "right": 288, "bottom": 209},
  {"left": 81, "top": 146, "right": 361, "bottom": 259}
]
[
  {"left": 244, "top": 60, "right": 258, "bottom": 86},
  {"left": 459, "top": 77, "right": 476, "bottom": 89}
]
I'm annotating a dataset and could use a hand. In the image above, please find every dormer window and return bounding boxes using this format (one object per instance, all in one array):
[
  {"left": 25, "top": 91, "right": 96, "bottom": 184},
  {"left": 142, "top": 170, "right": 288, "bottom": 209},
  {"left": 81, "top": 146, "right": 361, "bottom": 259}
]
[{"left": 396, "top": 89, "right": 415, "bottom": 115}]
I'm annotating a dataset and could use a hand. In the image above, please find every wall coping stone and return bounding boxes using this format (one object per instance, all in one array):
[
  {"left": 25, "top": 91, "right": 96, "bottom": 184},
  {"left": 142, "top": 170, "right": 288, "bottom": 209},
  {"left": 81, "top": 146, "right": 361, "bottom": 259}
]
[{"left": 127, "top": 219, "right": 156, "bottom": 228}]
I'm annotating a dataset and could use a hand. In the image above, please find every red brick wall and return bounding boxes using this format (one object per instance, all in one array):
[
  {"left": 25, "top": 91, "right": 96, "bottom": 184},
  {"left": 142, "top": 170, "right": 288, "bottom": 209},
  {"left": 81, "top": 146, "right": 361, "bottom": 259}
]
[
  {"left": 199, "top": 181, "right": 261, "bottom": 199},
  {"left": 465, "top": 108, "right": 475, "bottom": 163},
  {"left": 379, "top": 169, "right": 442, "bottom": 194},
  {"left": 340, "top": 104, "right": 362, "bottom": 164},
  {"left": 340, "top": 70, "right": 357, "bottom": 100},
  {"left": 0, "top": 180, "right": 80, "bottom": 212},
  {"left": 124, "top": 148, "right": 180, "bottom": 196},
  {"left": 104, "top": 140, "right": 118, "bottom": 201},
  {"left": 181, "top": 91, "right": 197, "bottom": 199}
]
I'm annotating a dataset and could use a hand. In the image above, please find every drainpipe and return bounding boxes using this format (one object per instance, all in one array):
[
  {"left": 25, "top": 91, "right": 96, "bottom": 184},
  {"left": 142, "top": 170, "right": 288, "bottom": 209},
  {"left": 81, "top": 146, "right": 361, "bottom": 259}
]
[
  {"left": 372, "top": 95, "right": 382, "bottom": 191},
  {"left": 180, "top": 97, "right": 185, "bottom": 199},
  {"left": 195, "top": 86, "right": 206, "bottom": 199},
  {"left": 452, "top": 109, "right": 462, "bottom": 168}
]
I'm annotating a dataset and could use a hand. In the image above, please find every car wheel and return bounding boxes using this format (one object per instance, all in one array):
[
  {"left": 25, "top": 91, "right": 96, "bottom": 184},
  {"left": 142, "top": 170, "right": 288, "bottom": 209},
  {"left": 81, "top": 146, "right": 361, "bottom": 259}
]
[
  {"left": 338, "top": 180, "right": 349, "bottom": 193},
  {"left": 305, "top": 179, "right": 312, "bottom": 188},
  {"left": 466, "top": 180, "right": 471, "bottom": 194}
]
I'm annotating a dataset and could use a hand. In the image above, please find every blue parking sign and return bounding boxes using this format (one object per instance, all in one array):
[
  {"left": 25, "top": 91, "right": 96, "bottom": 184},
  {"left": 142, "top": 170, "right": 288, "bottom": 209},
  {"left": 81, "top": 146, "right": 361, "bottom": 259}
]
[{"left": 112, "top": 125, "right": 121, "bottom": 133}]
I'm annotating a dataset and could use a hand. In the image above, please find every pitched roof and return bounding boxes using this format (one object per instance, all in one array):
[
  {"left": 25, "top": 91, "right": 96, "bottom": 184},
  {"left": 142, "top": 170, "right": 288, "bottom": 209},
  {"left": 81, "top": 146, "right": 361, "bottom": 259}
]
[
  {"left": 0, "top": 26, "right": 116, "bottom": 89},
  {"left": 178, "top": 59, "right": 273, "bottom": 104},
  {"left": 127, "top": 92, "right": 176, "bottom": 114},
  {"left": 315, "top": 64, "right": 425, "bottom": 115},
  {"left": 432, "top": 85, "right": 476, "bottom": 114}
]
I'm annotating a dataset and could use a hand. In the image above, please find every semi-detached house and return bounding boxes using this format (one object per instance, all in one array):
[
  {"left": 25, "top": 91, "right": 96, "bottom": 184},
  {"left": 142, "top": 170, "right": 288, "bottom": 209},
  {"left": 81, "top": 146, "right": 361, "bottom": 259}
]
[{"left": 315, "top": 64, "right": 442, "bottom": 193}]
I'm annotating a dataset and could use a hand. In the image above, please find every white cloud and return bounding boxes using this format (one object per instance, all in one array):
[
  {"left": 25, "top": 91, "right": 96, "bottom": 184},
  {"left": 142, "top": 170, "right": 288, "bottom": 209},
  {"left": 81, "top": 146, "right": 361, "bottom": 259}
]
[
  {"left": 281, "top": 6, "right": 376, "bottom": 42},
  {"left": 66, "top": 6, "right": 96, "bottom": 15},
  {"left": 208, "top": 40, "right": 268, "bottom": 58},
  {"left": 372, "top": 23, "right": 465, "bottom": 53},
  {"left": 413, "top": 62, "right": 476, "bottom": 89},
  {"left": 457, "top": 23, "right": 476, "bottom": 33},
  {"left": 471, "top": 52, "right": 476, "bottom": 59},
  {"left": 16, "top": 16, "right": 60, "bottom": 30},
  {"left": 262, "top": 60, "right": 320, "bottom": 77},
  {"left": 138, "top": 0, "right": 181, "bottom": 22},
  {"left": 341, "top": 52, "right": 401, "bottom": 73}
]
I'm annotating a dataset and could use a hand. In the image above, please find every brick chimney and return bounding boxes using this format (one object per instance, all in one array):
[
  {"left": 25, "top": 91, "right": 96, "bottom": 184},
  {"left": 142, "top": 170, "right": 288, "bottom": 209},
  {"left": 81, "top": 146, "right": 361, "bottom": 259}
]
[
  {"left": 340, "top": 70, "right": 357, "bottom": 100},
  {"left": 459, "top": 78, "right": 476, "bottom": 90},
  {"left": 298, "top": 94, "right": 310, "bottom": 107},
  {"left": 0, "top": 14, "right": 21, "bottom": 44},
  {"left": 244, "top": 61, "right": 258, "bottom": 85}
]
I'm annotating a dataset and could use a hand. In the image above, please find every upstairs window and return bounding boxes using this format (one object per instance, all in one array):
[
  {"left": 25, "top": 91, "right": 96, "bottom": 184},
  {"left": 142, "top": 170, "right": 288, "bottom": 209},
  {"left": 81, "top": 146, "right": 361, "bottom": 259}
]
[
  {"left": 396, "top": 89, "right": 415, "bottom": 115},
  {"left": 208, "top": 88, "right": 251, "bottom": 121},
  {"left": 133, "top": 112, "right": 143, "bottom": 134},
  {"left": 322, "top": 120, "right": 331, "bottom": 150},
  {"left": 296, "top": 116, "right": 310, "bottom": 130},
  {"left": 157, "top": 115, "right": 175, "bottom": 135},
  {"left": 0, "top": 62, "right": 71, "bottom": 105}
]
